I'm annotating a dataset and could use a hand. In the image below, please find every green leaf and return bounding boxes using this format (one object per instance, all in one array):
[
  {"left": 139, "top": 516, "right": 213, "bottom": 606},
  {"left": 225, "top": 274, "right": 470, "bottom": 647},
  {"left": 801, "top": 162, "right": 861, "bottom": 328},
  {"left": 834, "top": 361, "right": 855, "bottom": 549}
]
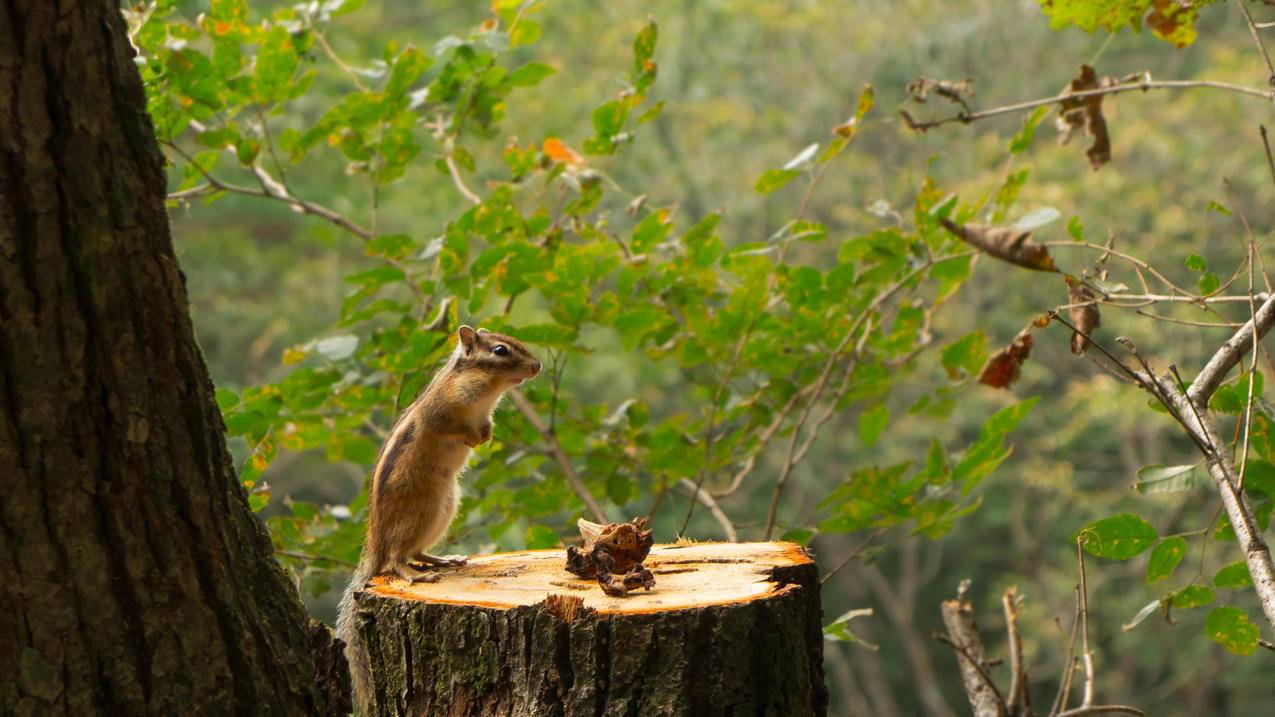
[
  {"left": 951, "top": 397, "right": 1037, "bottom": 492},
  {"left": 1206, "top": 606, "right": 1261, "bottom": 655},
  {"left": 592, "top": 99, "right": 629, "bottom": 137},
  {"left": 509, "top": 61, "right": 556, "bottom": 87},
  {"left": 940, "top": 331, "right": 987, "bottom": 380},
  {"left": 1205, "top": 200, "right": 1232, "bottom": 216},
  {"left": 1185, "top": 253, "right": 1207, "bottom": 272},
  {"left": 1198, "top": 272, "right": 1219, "bottom": 295},
  {"left": 858, "top": 405, "right": 890, "bottom": 447},
  {"left": 1146, "top": 536, "right": 1187, "bottom": 583},
  {"left": 1067, "top": 215, "right": 1085, "bottom": 241},
  {"left": 823, "top": 608, "right": 877, "bottom": 649},
  {"left": 366, "top": 234, "right": 416, "bottom": 260},
  {"left": 1013, "top": 207, "right": 1060, "bottom": 230},
  {"left": 1009, "top": 106, "right": 1048, "bottom": 153},
  {"left": 214, "top": 388, "right": 240, "bottom": 411},
  {"left": 1077, "top": 513, "right": 1158, "bottom": 560},
  {"left": 1214, "top": 562, "right": 1253, "bottom": 589},
  {"left": 331, "top": 0, "right": 366, "bottom": 17},
  {"left": 1171, "top": 584, "right": 1215, "bottom": 609},
  {"left": 314, "top": 335, "right": 359, "bottom": 361},
  {"left": 253, "top": 26, "right": 299, "bottom": 104},
  {"left": 1135, "top": 463, "right": 1201, "bottom": 494},
  {"left": 755, "top": 169, "right": 800, "bottom": 195},
  {"left": 632, "top": 20, "right": 658, "bottom": 75},
  {"left": 525, "top": 524, "right": 561, "bottom": 549}
]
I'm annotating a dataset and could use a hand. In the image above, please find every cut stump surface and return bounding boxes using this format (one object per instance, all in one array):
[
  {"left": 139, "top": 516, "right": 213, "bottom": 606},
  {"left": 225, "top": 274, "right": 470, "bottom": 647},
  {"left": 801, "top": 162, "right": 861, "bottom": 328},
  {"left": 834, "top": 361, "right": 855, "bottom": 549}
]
[{"left": 351, "top": 541, "right": 827, "bottom": 716}]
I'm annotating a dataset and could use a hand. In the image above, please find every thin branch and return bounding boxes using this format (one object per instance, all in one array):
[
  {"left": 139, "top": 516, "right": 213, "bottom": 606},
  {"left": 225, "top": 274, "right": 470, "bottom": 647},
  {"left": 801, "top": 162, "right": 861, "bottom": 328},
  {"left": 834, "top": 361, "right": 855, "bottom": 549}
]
[
  {"left": 275, "top": 550, "right": 357, "bottom": 568},
  {"left": 445, "top": 154, "right": 483, "bottom": 205},
  {"left": 905, "top": 78, "right": 1273, "bottom": 132},
  {"left": 1133, "top": 310, "right": 1241, "bottom": 328},
  {"left": 1050, "top": 590, "right": 1082, "bottom": 716},
  {"left": 762, "top": 255, "right": 967, "bottom": 538},
  {"left": 1077, "top": 539, "right": 1094, "bottom": 708},
  {"left": 1235, "top": 0, "right": 1275, "bottom": 87},
  {"left": 1003, "top": 587, "right": 1030, "bottom": 715},
  {"left": 163, "top": 140, "right": 373, "bottom": 240},
  {"left": 1187, "top": 293, "right": 1275, "bottom": 404},
  {"left": 1056, "top": 707, "right": 1145, "bottom": 717},
  {"left": 821, "top": 528, "right": 885, "bottom": 584},
  {"left": 675, "top": 479, "right": 737, "bottom": 541},
  {"left": 508, "top": 391, "right": 608, "bottom": 523}
]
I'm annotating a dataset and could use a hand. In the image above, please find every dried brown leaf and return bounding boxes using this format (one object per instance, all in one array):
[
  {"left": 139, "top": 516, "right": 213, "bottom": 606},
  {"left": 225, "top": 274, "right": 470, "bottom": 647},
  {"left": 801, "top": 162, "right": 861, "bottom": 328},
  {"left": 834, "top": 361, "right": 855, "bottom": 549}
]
[
  {"left": 978, "top": 325, "right": 1035, "bottom": 389},
  {"left": 907, "top": 77, "right": 975, "bottom": 110},
  {"left": 939, "top": 218, "right": 1058, "bottom": 272},
  {"left": 1065, "top": 276, "right": 1101, "bottom": 355},
  {"left": 1055, "top": 64, "right": 1112, "bottom": 170}
]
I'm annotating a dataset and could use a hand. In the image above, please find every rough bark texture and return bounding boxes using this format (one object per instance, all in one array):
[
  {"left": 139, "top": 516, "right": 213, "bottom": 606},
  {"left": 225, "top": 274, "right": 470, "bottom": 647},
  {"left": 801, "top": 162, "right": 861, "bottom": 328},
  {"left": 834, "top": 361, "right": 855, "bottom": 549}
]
[
  {"left": 940, "top": 598, "right": 1001, "bottom": 717},
  {"left": 349, "top": 542, "right": 827, "bottom": 716},
  {"left": 0, "top": 2, "right": 336, "bottom": 714}
]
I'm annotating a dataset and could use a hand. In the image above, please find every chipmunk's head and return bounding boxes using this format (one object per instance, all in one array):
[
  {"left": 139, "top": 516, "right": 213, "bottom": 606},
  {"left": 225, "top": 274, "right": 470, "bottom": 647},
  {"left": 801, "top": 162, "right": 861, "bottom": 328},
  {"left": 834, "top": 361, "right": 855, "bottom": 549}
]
[{"left": 456, "top": 325, "right": 541, "bottom": 385}]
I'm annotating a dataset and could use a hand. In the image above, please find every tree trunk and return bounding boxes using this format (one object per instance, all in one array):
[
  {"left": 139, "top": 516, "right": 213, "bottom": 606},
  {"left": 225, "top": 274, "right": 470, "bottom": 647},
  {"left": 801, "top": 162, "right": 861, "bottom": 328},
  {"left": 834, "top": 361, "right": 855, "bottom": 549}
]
[
  {"left": 348, "top": 541, "right": 827, "bottom": 716},
  {"left": 0, "top": 2, "right": 340, "bottom": 714}
]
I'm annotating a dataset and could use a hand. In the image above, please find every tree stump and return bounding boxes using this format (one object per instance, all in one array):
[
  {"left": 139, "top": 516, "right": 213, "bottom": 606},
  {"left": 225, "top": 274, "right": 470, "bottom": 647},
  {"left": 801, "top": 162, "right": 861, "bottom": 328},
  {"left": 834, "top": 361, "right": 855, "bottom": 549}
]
[{"left": 348, "top": 541, "right": 827, "bottom": 716}]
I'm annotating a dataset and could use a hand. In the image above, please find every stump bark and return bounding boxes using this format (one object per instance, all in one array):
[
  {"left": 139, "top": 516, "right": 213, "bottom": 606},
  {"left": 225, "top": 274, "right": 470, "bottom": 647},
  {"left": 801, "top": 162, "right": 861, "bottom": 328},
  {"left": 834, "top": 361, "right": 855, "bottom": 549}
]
[{"left": 348, "top": 541, "right": 827, "bottom": 716}]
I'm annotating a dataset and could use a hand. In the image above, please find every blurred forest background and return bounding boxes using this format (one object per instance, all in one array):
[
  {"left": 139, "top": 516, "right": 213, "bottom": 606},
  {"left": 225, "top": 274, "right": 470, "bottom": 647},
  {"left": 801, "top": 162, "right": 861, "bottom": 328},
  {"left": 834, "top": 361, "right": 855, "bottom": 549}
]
[{"left": 154, "top": 0, "right": 1274, "bottom": 714}]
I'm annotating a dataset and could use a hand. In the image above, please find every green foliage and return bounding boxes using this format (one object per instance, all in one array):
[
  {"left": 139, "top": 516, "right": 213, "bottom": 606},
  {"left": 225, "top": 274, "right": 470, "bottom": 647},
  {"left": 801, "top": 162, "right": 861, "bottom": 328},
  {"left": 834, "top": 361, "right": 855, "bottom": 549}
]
[
  {"left": 1213, "top": 562, "right": 1253, "bottom": 589},
  {"left": 1145, "top": 536, "right": 1186, "bottom": 583},
  {"left": 138, "top": 0, "right": 1031, "bottom": 601},
  {"left": 1038, "top": 0, "right": 1224, "bottom": 46},
  {"left": 1171, "top": 584, "right": 1215, "bottom": 609},
  {"left": 823, "top": 608, "right": 876, "bottom": 648},
  {"left": 1206, "top": 606, "right": 1261, "bottom": 655},
  {"left": 1077, "top": 513, "right": 1158, "bottom": 559}
]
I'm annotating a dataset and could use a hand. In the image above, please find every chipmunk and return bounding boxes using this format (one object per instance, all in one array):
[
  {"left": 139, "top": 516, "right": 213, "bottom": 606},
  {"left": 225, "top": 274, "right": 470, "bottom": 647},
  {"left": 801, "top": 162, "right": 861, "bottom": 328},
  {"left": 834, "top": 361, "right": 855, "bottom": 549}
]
[{"left": 336, "top": 325, "right": 540, "bottom": 712}]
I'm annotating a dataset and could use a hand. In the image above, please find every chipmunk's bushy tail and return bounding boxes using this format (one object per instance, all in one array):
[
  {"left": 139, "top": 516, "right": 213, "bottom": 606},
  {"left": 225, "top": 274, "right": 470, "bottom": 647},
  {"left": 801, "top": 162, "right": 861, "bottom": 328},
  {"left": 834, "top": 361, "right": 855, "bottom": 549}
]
[{"left": 336, "top": 557, "right": 374, "bottom": 715}]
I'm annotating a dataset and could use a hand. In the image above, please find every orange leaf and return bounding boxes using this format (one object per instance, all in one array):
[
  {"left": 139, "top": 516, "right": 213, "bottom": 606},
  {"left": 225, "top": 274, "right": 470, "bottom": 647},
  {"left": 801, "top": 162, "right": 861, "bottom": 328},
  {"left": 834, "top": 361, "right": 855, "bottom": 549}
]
[
  {"left": 543, "top": 137, "right": 584, "bottom": 167},
  {"left": 978, "top": 325, "right": 1034, "bottom": 389}
]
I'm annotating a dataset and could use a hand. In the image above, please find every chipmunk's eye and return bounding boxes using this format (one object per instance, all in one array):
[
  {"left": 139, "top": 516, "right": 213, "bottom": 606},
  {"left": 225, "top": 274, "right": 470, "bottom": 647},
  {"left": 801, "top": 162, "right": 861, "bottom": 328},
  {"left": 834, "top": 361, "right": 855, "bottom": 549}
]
[{"left": 493, "top": 344, "right": 509, "bottom": 356}]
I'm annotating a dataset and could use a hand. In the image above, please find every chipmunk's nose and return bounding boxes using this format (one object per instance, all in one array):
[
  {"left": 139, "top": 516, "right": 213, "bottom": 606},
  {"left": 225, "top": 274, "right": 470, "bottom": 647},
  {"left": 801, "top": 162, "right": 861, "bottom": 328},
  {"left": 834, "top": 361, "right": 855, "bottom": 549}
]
[{"left": 531, "top": 359, "right": 542, "bottom": 375}]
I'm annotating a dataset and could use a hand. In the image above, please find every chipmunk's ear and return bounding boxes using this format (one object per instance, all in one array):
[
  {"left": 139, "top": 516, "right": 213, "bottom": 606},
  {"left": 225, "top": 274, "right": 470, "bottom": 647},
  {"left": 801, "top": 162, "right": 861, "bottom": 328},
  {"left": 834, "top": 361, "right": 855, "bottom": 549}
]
[
  {"left": 477, "top": 327, "right": 490, "bottom": 335},
  {"left": 458, "top": 325, "right": 478, "bottom": 352}
]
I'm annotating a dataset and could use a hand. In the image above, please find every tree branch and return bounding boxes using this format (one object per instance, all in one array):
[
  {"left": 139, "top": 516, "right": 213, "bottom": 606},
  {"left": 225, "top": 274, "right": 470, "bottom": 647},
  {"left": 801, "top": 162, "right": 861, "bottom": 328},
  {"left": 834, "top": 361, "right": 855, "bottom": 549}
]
[
  {"left": 1157, "top": 377, "right": 1275, "bottom": 631},
  {"left": 1187, "top": 292, "right": 1275, "bottom": 405},
  {"left": 675, "top": 479, "right": 737, "bottom": 541},
  {"left": 1003, "top": 587, "right": 1030, "bottom": 715},
  {"left": 939, "top": 589, "right": 1005, "bottom": 717},
  {"left": 163, "top": 140, "right": 373, "bottom": 241},
  {"left": 508, "top": 391, "right": 608, "bottom": 523},
  {"left": 904, "top": 78, "right": 1273, "bottom": 132}
]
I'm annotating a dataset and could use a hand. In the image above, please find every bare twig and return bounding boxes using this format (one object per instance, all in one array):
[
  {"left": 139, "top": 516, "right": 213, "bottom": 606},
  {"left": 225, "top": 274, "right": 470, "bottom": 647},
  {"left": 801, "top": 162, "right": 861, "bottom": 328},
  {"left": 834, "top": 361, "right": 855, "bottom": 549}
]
[
  {"left": 1187, "top": 293, "right": 1275, "bottom": 404},
  {"left": 762, "top": 255, "right": 970, "bottom": 538},
  {"left": 904, "top": 78, "right": 1273, "bottom": 132},
  {"left": 1003, "top": 587, "right": 1030, "bottom": 715},
  {"left": 508, "top": 391, "right": 607, "bottom": 523},
  {"left": 1055, "top": 707, "right": 1146, "bottom": 717},
  {"left": 1235, "top": 0, "right": 1275, "bottom": 88},
  {"left": 163, "top": 140, "right": 374, "bottom": 240},
  {"left": 445, "top": 154, "right": 483, "bottom": 205},
  {"left": 275, "top": 550, "right": 357, "bottom": 568},
  {"left": 675, "top": 479, "right": 737, "bottom": 541},
  {"left": 1076, "top": 539, "right": 1094, "bottom": 709},
  {"left": 1049, "top": 590, "right": 1082, "bottom": 716},
  {"left": 821, "top": 528, "right": 886, "bottom": 584}
]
